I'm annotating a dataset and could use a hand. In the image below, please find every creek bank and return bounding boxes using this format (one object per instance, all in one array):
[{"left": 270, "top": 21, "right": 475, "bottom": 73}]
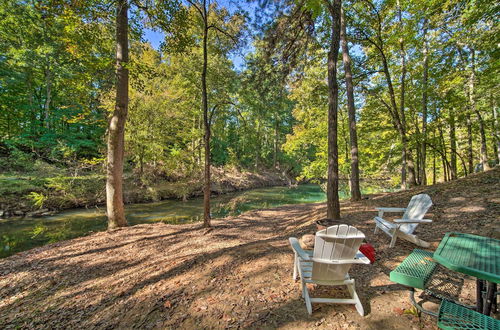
[{"left": 0, "top": 167, "right": 289, "bottom": 218}]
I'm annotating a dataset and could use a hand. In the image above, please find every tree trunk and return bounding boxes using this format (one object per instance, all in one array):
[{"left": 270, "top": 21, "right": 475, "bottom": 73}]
[
  {"left": 466, "top": 112, "right": 474, "bottom": 174},
  {"left": 340, "top": 8, "right": 361, "bottom": 201},
  {"left": 106, "top": 0, "right": 129, "bottom": 229},
  {"left": 449, "top": 110, "right": 458, "bottom": 179},
  {"left": 378, "top": 31, "right": 408, "bottom": 190},
  {"left": 469, "top": 50, "right": 490, "bottom": 171},
  {"left": 44, "top": 66, "right": 52, "bottom": 130},
  {"left": 420, "top": 18, "right": 429, "bottom": 185},
  {"left": 397, "top": 0, "right": 416, "bottom": 188},
  {"left": 432, "top": 140, "right": 436, "bottom": 185},
  {"left": 325, "top": 0, "right": 341, "bottom": 220},
  {"left": 201, "top": 2, "right": 211, "bottom": 228},
  {"left": 493, "top": 97, "right": 500, "bottom": 165},
  {"left": 273, "top": 117, "right": 279, "bottom": 168}
]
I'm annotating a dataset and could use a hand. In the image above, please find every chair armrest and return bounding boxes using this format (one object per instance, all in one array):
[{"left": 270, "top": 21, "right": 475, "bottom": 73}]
[
  {"left": 375, "top": 207, "right": 406, "bottom": 212},
  {"left": 289, "top": 237, "right": 311, "bottom": 261},
  {"left": 394, "top": 218, "right": 432, "bottom": 223}
]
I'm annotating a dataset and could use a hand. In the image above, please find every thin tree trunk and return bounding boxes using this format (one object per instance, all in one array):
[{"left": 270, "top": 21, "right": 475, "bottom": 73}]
[
  {"left": 449, "top": 110, "right": 458, "bottom": 179},
  {"left": 432, "top": 141, "right": 436, "bottom": 185},
  {"left": 201, "top": 1, "right": 211, "bottom": 228},
  {"left": 420, "top": 18, "right": 429, "bottom": 185},
  {"left": 44, "top": 67, "right": 52, "bottom": 130},
  {"left": 273, "top": 118, "right": 279, "bottom": 168},
  {"left": 469, "top": 50, "right": 490, "bottom": 171},
  {"left": 340, "top": 8, "right": 361, "bottom": 201},
  {"left": 438, "top": 121, "right": 448, "bottom": 181},
  {"left": 466, "top": 112, "right": 474, "bottom": 173},
  {"left": 106, "top": 0, "right": 129, "bottom": 229},
  {"left": 493, "top": 97, "right": 500, "bottom": 165},
  {"left": 325, "top": 0, "right": 341, "bottom": 220}
]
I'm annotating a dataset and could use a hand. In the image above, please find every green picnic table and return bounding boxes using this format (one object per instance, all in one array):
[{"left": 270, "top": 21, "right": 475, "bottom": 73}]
[{"left": 433, "top": 232, "right": 500, "bottom": 315}]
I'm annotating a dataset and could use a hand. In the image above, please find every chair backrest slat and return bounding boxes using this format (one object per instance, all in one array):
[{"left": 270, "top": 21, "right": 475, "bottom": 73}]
[
  {"left": 312, "top": 225, "right": 365, "bottom": 281},
  {"left": 401, "top": 194, "right": 432, "bottom": 234}
]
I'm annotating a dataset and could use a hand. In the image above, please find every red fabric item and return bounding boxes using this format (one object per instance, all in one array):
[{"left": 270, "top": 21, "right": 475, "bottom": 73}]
[{"left": 359, "top": 243, "right": 376, "bottom": 264}]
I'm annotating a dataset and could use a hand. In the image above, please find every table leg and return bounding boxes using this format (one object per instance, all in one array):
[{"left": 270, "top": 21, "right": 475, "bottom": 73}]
[
  {"left": 477, "top": 279, "right": 484, "bottom": 312},
  {"left": 492, "top": 283, "right": 497, "bottom": 314},
  {"left": 483, "top": 281, "right": 495, "bottom": 315}
]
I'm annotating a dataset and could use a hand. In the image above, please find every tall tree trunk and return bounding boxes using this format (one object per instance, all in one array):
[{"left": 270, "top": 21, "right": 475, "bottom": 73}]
[
  {"left": 377, "top": 15, "right": 408, "bottom": 190},
  {"left": 493, "top": 96, "right": 500, "bottom": 165},
  {"left": 420, "top": 18, "right": 429, "bottom": 185},
  {"left": 325, "top": 0, "right": 341, "bottom": 220},
  {"left": 432, "top": 138, "right": 436, "bottom": 185},
  {"left": 397, "top": 0, "right": 416, "bottom": 188},
  {"left": 340, "top": 8, "right": 361, "bottom": 201},
  {"left": 201, "top": 2, "right": 211, "bottom": 228},
  {"left": 449, "top": 110, "right": 458, "bottom": 179},
  {"left": 469, "top": 50, "right": 490, "bottom": 171},
  {"left": 106, "top": 0, "right": 129, "bottom": 229},
  {"left": 438, "top": 121, "right": 449, "bottom": 181},
  {"left": 466, "top": 112, "right": 474, "bottom": 173},
  {"left": 273, "top": 117, "right": 279, "bottom": 168},
  {"left": 44, "top": 66, "right": 52, "bottom": 130}
]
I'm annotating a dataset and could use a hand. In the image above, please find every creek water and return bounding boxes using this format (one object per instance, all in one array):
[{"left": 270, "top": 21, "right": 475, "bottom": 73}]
[
  {"left": 0, "top": 183, "right": 392, "bottom": 258},
  {"left": 0, "top": 184, "right": 324, "bottom": 258}
]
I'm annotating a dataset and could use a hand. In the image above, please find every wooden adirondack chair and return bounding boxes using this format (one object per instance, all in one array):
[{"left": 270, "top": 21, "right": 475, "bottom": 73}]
[
  {"left": 289, "top": 225, "right": 370, "bottom": 315},
  {"left": 374, "top": 193, "right": 433, "bottom": 248}
]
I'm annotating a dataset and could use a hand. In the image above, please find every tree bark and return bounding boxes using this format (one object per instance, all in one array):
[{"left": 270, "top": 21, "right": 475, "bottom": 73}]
[
  {"left": 469, "top": 50, "right": 490, "bottom": 171},
  {"left": 201, "top": 1, "right": 211, "bottom": 228},
  {"left": 493, "top": 97, "right": 500, "bottom": 165},
  {"left": 325, "top": 0, "right": 341, "bottom": 220},
  {"left": 44, "top": 66, "right": 52, "bottom": 130},
  {"left": 449, "top": 110, "right": 458, "bottom": 178},
  {"left": 420, "top": 18, "right": 429, "bottom": 185},
  {"left": 106, "top": 0, "right": 129, "bottom": 229},
  {"left": 466, "top": 112, "right": 474, "bottom": 174},
  {"left": 340, "top": 8, "right": 361, "bottom": 201},
  {"left": 273, "top": 117, "right": 279, "bottom": 168}
]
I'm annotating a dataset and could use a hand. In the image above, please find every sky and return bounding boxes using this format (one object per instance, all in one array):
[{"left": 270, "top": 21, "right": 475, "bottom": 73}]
[
  {"left": 141, "top": 0, "right": 262, "bottom": 71},
  {"left": 143, "top": 28, "right": 247, "bottom": 69}
]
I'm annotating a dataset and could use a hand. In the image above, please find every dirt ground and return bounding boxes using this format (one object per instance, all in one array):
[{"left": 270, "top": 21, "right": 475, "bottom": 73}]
[{"left": 0, "top": 168, "right": 498, "bottom": 329}]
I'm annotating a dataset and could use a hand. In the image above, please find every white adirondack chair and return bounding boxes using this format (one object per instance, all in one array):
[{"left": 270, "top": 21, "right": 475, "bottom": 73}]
[
  {"left": 373, "top": 193, "right": 433, "bottom": 248},
  {"left": 289, "top": 225, "right": 370, "bottom": 315}
]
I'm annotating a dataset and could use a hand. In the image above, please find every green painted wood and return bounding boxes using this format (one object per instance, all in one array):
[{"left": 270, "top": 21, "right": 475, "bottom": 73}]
[
  {"left": 438, "top": 299, "right": 500, "bottom": 330},
  {"left": 433, "top": 233, "right": 500, "bottom": 283},
  {"left": 390, "top": 249, "right": 437, "bottom": 289}
]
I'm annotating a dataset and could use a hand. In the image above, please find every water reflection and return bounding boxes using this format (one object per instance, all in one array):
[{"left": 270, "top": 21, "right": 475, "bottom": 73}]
[{"left": 0, "top": 183, "right": 392, "bottom": 258}]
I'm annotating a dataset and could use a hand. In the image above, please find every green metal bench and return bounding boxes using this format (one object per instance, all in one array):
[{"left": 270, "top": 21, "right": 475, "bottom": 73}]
[
  {"left": 390, "top": 249, "right": 440, "bottom": 316},
  {"left": 438, "top": 299, "right": 500, "bottom": 330},
  {"left": 390, "top": 249, "right": 438, "bottom": 290}
]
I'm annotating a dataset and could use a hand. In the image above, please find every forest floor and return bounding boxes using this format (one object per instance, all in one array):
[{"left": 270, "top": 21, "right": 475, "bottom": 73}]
[{"left": 0, "top": 167, "right": 498, "bottom": 329}]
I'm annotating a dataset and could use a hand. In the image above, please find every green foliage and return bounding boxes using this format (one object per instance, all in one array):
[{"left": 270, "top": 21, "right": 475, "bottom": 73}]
[{"left": 28, "top": 192, "right": 47, "bottom": 209}]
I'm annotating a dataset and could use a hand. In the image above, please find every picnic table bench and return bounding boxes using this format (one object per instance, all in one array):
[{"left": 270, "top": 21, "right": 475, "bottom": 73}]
[{"left": 390, "top": 248, "right": 500, "bottom": 329}]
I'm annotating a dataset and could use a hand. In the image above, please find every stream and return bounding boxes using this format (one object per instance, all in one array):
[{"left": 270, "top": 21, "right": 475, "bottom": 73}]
[{"left": 0, "top": 183, "right": 393, "bottom": 258}]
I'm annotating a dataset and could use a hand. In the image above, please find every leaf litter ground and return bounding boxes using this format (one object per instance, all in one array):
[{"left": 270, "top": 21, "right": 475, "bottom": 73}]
[{"left": 0, "top": 168, "right": 498, "bottom": 329}]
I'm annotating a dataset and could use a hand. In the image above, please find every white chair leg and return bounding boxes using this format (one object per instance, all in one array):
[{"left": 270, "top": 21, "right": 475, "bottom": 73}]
[
  {"left": 374, "top": 224, "right": 379, "bottom": 234},
  {"left": 292, "top": 254, "right": 298, "bottom": 280},
  {"left": 347, "top": 280, "right": 364, "bottom": 316},
  {"left": 302, "top": 282, "right": 313, "bottom": 315},
  {"left": 389, "top": 231, "right": 398, "bottom": 248}
]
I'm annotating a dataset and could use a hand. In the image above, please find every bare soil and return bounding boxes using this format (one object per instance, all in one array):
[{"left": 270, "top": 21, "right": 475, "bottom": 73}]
[{"left": 1, "top": 168, "right": 498, "bottom": 329}]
